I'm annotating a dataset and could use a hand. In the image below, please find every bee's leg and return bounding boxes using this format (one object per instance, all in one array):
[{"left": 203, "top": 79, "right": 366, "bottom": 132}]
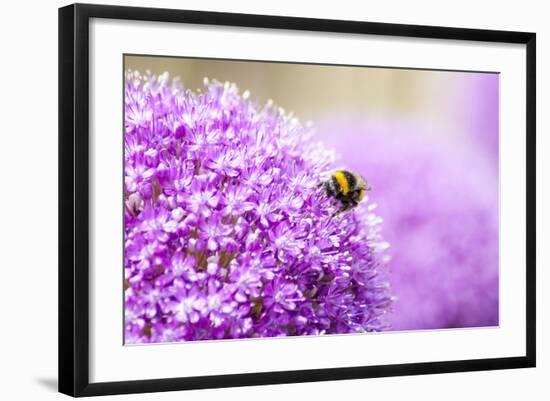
[
  {"left": 332, "top": 200, "right": 349, "bottom": 217},
  {"left": 340, "top": 203, "right": 352, "bottom": 213},
  {"left": 331, "top": 203, "right": 343, "bottom": 217},
  {"left": 336, "top": 198, "right": 359, "bottom": 215}
]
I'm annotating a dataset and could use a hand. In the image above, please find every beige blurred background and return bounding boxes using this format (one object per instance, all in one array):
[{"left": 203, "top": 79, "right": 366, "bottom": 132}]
[{"left": 124, "top": 55, "right": 473, "bottom": 132}]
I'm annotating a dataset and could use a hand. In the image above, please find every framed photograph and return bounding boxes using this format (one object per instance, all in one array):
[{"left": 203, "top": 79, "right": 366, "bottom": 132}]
[{"left": 58, "top": 3, "right": 536, "bottom": 397}]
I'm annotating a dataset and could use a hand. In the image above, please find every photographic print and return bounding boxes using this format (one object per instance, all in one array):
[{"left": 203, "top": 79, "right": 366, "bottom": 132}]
[{"left": 123, "top": 55, "right": 499, "bottom": 344}]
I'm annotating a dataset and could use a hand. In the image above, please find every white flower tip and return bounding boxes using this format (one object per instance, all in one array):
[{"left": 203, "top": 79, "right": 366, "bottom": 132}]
[{"left": 160, "top": 71, "right": 169, "bottom": 82}]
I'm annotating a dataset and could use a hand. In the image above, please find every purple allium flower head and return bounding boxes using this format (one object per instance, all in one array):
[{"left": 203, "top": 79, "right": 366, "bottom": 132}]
[
  {"left": 124, "top": 71, "right": 392, "bottom": 343},
  {"left": 316, "top": 116, "right": 499, "bottom": 331}
]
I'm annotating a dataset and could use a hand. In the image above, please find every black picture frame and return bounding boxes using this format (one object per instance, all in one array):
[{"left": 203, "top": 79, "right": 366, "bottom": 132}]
[{"left": 58, "top": 3, "right": 536, "bottom": 397}]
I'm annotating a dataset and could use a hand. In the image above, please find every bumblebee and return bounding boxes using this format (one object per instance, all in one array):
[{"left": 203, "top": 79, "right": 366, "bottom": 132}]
[{"left": 323, "top": 170, "right": 371, "bottom": 214}]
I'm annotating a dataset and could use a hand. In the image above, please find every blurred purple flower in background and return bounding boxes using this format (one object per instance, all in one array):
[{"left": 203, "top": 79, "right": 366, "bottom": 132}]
[
  {"left": 316, "top": 113, "right": 499, "bottom": 331},
  {"left": 451, "top": 73, "right": 499, "bottom": 165},
  {"left": 124, "top": 71, "right": 392, "bottom": 343}
]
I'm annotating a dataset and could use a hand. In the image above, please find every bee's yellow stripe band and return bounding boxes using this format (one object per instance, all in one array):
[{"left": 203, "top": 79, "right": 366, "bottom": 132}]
[{"left": 333, "top": 171, "right": 349, "bottom": 195}]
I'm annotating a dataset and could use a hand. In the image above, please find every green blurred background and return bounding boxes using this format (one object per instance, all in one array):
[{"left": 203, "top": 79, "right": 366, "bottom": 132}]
[{"left": 124, "top": 55, "right": 478, "bottom": 135}]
